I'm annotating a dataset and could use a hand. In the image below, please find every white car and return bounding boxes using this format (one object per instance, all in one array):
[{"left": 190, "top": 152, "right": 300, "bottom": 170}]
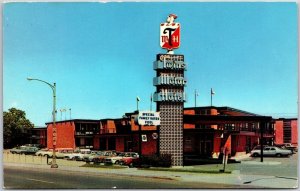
[
  {"left": 250, "top": 146, "right": 292, "bottom": 157},
  {"left": 35, "top": 148, "right": 74, "bottom": 159},
  {"left": 35, "top": 149, "right": 53, "bottom": 157},
  {"left": 105, "top": 152, "right": 139, "bottom": 164},
  {"left": 65, "top": 149, "right": 91, "bottom": 160}
]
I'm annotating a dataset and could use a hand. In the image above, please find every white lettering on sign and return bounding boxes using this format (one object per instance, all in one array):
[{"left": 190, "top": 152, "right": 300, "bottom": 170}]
[
  {"left": 158, "top": 54, "right": 184, "bottom": 62},
  {"left": 163, "top": 61, "right": 185, "bottom": 69},
  {"left": 153, "top": 91, "right": 186, "bottom": 102},
  {"left": 153, "top": 76, "right": 187, "bottom": 86},
  {"left": 161, "top": 75, "right": 186, "bottom": 86},
  {"left": 153, "top": 61, "right": 186, "bottom": 71}
]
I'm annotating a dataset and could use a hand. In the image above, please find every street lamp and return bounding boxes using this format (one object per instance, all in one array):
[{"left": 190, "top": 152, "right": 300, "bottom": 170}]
[{"left": 27, "top": 77, "right": 58, "bottom": 168}]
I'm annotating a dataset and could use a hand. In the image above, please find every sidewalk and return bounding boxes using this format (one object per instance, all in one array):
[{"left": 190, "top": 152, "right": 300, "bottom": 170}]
[{"left": 3, "top": 161, "right": 298, "bottom": 189}]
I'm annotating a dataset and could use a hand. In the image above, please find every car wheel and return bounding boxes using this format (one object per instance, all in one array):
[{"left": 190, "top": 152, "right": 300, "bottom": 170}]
[
  {"left": 252, "top": 153, "right": 259, "bottom": 157},
  {"left": 128, "top": 163, "right": 133, "bottom": 168},
  {"left": 276, "top": 153, "right": 282, "bottom": 157},
  {"left": 115, "top": 161, "right": 119, "bottom": 165}
]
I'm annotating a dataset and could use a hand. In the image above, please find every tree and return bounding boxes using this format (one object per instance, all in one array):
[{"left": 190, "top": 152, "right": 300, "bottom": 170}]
[{"left": 3, "top": 108, "right": 34, "bottom": 148}]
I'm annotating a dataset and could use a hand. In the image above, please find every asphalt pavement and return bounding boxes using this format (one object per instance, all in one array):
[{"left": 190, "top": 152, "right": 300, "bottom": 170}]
[{"left": 2, "top": 151, "right": 299, "bottom": 189}]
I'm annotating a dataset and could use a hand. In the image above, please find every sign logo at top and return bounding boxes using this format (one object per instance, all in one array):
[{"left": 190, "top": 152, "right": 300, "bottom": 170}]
[{"left": 160, "top": 14, "right": 180, "bottom": 50}]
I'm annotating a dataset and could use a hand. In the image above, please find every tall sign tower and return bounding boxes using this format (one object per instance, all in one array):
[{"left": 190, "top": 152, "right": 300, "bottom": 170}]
[{"left": 153, "top": 14, "right": 187, "bottom": 166}]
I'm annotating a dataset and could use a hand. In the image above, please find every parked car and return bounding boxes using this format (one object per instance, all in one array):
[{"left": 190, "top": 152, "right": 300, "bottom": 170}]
[
  {"left": 251, "top": 145, "right": 269, "bottom": 150},
  {"left": 282, "top": 143, "right": 298, "bottom": 153},
  {"left": 65, "top": 149, "right": 91, "bottom": 161},
  {"left": 10, "top": 146, "right": 39, "bottom": 155},
  {"left": 119, "top": 152, "right": 140, "bottom": 167},
  {"left": 93, "top": 151, "right": 117, "bottom": 164},
  {"left": 56, "top": 149, "right": 75, "bottom": 159},
  {"left": 105, "top": 152, "right": 138, "bottom": 165},
  {"left": 35, "top": 148, "right": 73, "bottom": 158},
  {"left": 83, "top": 151, "right": 104, "bottom": 163},
  {"left": 250, "top": 146, "right": 292, "bottom": 157}
]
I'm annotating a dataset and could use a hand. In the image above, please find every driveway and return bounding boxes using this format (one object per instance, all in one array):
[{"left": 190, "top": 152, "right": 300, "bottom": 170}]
[{"left": 232, "top": 152, "right": 298, "bottom": 177}]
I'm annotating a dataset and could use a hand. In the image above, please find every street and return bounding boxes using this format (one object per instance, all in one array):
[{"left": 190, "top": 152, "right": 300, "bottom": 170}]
[
  {"left": 3, "top": 152, "right": 298, "bottom": 189},
  {"left": 3, "top": 166, "right": 253, "bottom": 189}
]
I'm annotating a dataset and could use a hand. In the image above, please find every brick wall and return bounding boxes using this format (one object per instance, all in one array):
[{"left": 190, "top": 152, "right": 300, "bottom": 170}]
[
  {"left": 291, "top": 120, "right": 298, "bottom": 145},
  {"left": 274, "top": 120, "right": 284, "bottom": 144},
  {"left": 47, "top": 122, "right": 75, "bottom": 149}
]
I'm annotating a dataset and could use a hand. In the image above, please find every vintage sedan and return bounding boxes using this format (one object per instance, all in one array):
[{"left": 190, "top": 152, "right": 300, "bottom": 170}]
[
  {"left": 250, "top": 146, "right": 292, "bottom": 157},
  {"left": 92, "top": 151, "right": 117, "bottom": 164},
  {"left": 10, "top": 146, "right": 39, "bottom": 155},
  {"left": 105, "top": 152, "right": 139, "bottom": 165},
  {"left": 119, "top": 152, "right": 140, "bottom": 167},
  {"left": 83, "top": 151, "right": 103, "bottom": 163}
]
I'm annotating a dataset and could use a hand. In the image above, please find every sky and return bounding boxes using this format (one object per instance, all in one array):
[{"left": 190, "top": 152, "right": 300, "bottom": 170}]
[{"left": 3, "top": 2, "right": 298, "bottom": 126}]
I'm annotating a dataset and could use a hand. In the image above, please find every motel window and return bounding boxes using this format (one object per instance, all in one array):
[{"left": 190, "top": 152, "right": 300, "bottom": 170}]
[
  {"left": 80, "top": 138, "right": 85, "bottom": 145},
  {"left": 283, "top": 120, "right": 292, "bottom": 143},
  {"left": 185, "top": 137, "right": 192, "bottom": 149}
]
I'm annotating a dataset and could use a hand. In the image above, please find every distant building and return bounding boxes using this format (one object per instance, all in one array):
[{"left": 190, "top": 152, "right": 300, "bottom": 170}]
[
  {"left": 274, "top": 118, "right": 298, "bottom": 146},
  {"left": 28, "top": 126, "right": 47, "bottom": 148},
  {"left": 45, "top": 106, "right": 275, "bottom": 160}
]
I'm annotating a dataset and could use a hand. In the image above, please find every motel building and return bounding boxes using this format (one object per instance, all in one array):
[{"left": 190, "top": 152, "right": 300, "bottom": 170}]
[{"left": 45, "top": 106, "right": 277, "bottom": 162}]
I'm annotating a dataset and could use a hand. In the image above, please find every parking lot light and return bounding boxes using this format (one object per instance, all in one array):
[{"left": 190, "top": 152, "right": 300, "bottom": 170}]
[{"left": 27, "top": 77, "right": 58, "bottom": 168}]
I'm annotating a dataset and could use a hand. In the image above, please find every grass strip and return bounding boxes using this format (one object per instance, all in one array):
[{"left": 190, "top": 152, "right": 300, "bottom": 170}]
[
  {"left": 138, "top": 167, "right": 231, "bottom": 174},
  {"left": 80, "top": 163, "right": 127, "bottom": 169}
]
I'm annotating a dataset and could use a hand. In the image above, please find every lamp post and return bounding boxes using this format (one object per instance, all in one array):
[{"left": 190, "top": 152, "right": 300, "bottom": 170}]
[{"left": 27, "top": 77, "right": 58, "bottom": 168}]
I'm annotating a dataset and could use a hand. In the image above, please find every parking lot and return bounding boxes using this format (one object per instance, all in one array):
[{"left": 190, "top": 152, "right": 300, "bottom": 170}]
[{"left": 231, "top": 152, "right": 298, "bottom": 177}]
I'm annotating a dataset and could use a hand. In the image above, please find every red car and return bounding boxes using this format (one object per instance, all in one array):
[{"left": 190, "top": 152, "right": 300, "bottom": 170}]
[
  {"left": 120, "top": 153, "right": 139, "bottom": 167},
  {"left": 92, "top": 151, "right": 117, "bottom": 164}
]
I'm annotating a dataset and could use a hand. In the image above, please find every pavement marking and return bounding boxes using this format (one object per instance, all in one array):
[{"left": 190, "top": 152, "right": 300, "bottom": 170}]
[{"left": 26, "top": 178, "right": 55, "bottom": 184}]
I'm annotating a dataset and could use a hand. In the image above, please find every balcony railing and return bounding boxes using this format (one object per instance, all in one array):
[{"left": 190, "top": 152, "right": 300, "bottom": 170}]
[
  {"left": 100, "top": 129, "right": 116, "bottom": 134},
  {"left": 75, "top": 131, "right": 94, "bottom": 136}
]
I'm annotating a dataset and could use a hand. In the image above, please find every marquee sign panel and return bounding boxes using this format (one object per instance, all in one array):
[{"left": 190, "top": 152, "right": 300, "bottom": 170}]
[{"left": 160, "top": 23, "right": 180, "bottom": 50}]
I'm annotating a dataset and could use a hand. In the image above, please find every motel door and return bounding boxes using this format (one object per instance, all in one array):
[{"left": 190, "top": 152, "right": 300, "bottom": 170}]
[{"left": 199, "top": 140, "right": 212, "bottom": 157}]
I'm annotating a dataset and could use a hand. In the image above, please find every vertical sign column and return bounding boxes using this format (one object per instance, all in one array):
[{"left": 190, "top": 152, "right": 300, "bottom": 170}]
[{"left": 153, "top": 54, "right": 187, "bottom": 166}]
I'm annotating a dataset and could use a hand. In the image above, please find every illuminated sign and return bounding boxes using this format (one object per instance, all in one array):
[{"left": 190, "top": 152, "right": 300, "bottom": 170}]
[
  {"left": 153, "top": 76, "right": 187, "bottom": 86},
  {"left": 156, "top": 54, "right": 184, "bottom": 62},
  {"left": 153, "top": 91, "right": 186, "bottom": 102},
  {"left": 153, "top": 61, "right": 186, "bottom": 70},
  {"left": 160, "top": 14, "right": 180, "bottom": 50},
  {"left": 137, "top": 111, "right": 161, "bottom": 126}
]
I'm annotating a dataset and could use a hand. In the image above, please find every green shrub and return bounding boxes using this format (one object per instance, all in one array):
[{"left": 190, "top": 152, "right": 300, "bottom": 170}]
[{"left": 140, "top": 154, "right": 172, "bottom": 167}]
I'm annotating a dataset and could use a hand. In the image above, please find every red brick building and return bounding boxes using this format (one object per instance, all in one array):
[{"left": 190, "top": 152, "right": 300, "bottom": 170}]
[
  {"left": 46, "top": 115, "right": 158, "bottom": 155},
  {"left": 183, "top": 106, "right": 274, "bottom": 158},
  {"left": 45, "top": 106, "right": 275, "bottom": 159},
  {"left": 274, "top": 118, "right": 298, "bottom": 146}
]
